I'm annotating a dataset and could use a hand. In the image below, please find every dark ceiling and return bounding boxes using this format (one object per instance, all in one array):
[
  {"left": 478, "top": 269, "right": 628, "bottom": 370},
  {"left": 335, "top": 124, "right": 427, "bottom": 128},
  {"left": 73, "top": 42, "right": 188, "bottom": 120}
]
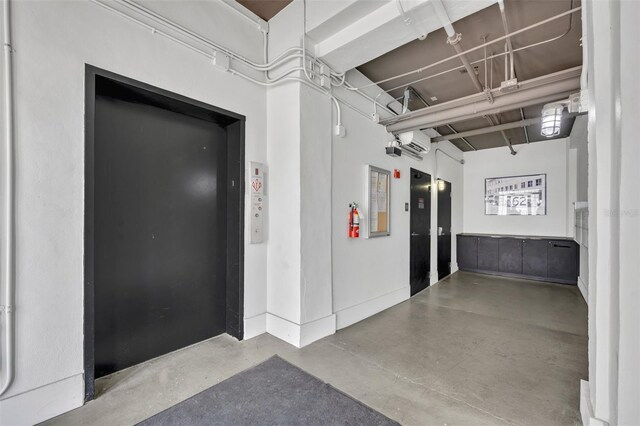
[
  {"left": 236, "top": 0, "right": 292, "bottom": 21},
  {"left": 357, "top": 0, "right": 582, "bottom": 151}
]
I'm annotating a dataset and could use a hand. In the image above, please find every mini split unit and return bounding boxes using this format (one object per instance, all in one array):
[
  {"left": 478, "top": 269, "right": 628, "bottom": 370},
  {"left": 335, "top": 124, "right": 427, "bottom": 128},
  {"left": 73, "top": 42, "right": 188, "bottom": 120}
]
[{"left": 386, "top": 130, "right": 431, "bottom": 160}]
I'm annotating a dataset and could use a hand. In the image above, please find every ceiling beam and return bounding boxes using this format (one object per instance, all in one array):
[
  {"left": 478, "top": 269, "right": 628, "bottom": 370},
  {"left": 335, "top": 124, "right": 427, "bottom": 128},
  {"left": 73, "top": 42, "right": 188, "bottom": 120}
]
[
  {"left": 431, "top": 112, "right": 586, "bottom": 143},
  {"left": 308, "top": 0, "right": 496, "bottom": 72},
  {"left": 382, "top": 67, "right": 581, "bottom": 134}
]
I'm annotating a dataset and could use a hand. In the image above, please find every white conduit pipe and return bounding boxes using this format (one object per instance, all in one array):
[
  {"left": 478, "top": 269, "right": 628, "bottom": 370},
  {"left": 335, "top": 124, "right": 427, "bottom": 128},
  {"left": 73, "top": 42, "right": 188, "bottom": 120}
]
[
  {"left": 1, "top": 0, "right": 15, "bottom": 398},
  {"left": 229, "top": 69, "right": 344, "bottom": 128},
  {"left": 94, "top": 0, "right": 353, "bottom": 128},
  {"left": 118, "top": 0, "right": 300, "bottom": 71},
  {"left": 348, "top": 5, "right": 582, "bottom": 91}
]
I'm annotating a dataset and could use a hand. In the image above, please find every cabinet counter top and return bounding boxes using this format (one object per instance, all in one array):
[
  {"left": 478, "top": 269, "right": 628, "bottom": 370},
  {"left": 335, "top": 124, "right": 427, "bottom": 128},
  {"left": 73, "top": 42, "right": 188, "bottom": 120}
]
[{"left": 457, "top": 233, "right": 575, "bottom": 242}]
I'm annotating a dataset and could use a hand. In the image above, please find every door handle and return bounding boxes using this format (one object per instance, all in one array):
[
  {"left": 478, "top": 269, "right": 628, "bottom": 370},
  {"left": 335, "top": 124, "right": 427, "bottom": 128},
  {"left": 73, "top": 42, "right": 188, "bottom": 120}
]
[{"left": 411, "top": 232, "right": 420, "bottom": 236}]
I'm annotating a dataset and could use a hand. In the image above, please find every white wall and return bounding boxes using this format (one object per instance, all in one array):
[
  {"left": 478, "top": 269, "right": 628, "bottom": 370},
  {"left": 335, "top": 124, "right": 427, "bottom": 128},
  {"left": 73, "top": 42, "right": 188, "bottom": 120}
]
[
  {"left": 0, "top": 1, "right": 267, "bottom": 424},
  {"left": 331, "top": 101, "right": 464, "bottom": 329},
  {"left": 462, "top": 139, "right": 571, "bottom": 237}
]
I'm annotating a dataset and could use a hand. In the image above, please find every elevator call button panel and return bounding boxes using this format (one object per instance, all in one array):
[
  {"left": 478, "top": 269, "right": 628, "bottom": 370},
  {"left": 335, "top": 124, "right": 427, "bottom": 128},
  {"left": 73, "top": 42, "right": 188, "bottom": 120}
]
[{"left": 250, "top": 161, "right": 265, "bottom": 244}]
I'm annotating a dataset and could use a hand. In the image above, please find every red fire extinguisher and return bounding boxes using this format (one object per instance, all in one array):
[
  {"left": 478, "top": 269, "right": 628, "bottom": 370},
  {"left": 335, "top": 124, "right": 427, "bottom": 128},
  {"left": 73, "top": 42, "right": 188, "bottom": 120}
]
[{"left": 348, "top": 202, "right": 360, "bottom": 238}]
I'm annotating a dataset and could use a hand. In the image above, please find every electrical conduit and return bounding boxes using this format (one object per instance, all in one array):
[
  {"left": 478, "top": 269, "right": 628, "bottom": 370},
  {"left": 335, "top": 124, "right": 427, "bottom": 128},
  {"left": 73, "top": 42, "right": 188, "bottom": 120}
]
[{"left": 1, "top": 0, "right": 15, "bottom": 398}]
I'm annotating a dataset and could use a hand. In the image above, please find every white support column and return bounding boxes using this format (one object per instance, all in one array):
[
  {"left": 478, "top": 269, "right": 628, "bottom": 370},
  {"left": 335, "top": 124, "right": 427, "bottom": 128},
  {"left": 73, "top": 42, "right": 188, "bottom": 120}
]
[
  {"left": 265, "top": 1, "right": 335, "bottom": 347},
  {"left": 582, "top": 0, "right": 640, "bottom": 424}
]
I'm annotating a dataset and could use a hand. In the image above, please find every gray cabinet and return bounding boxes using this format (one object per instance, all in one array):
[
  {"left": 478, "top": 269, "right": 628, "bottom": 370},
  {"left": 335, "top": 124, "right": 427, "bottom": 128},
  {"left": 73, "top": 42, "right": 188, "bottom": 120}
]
[
  {"left": 457, "top": 235, "right": 478, "bottom": 270},
  {"left": 478, "top": 237, "right": 499, "bottom": 272},
  {"left": 547, "top": 240, "right": 578, "bottom": 282},
  {"left": 522, "top": 239, "right": 548, "bottom": 278},
  {"left": 456, "top": 234, "right": 578, "bottom": 285},
  {"left": 499, "top": 238, "right": 523, "bottom": 275}
]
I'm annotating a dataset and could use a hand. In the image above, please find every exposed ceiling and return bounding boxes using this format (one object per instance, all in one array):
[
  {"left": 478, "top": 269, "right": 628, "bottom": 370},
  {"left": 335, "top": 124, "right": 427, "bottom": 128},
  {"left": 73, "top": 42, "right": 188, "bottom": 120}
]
[
  {"left": 236, "top": 0, "right": 292, "bottom": 21},
  {"left": 357, "top": 0, "right": 582, "bottom": 152}
]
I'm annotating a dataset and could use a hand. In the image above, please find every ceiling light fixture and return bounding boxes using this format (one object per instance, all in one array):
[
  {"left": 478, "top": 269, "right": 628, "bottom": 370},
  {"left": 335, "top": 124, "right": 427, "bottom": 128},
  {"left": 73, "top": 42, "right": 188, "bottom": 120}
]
[{"left": 540, "top": 101, "right": 567, "bottom": 137}]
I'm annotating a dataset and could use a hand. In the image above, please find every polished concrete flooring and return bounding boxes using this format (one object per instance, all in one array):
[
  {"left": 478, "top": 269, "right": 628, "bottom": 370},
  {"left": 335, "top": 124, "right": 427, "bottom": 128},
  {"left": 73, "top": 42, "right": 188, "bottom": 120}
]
[{"left": 45, "top": 272, "right": 588, "bottom": 425}]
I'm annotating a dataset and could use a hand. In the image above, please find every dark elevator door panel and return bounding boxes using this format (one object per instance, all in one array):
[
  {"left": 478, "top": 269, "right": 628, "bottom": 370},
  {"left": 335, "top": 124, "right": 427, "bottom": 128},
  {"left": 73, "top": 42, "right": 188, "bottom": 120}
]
[
  {"left": 499, "top": 238, "right": 523, "bottom": 275},
  {"left": 477, "top": 237, "right": 500, "bottom": 272},
  {"left": 522, "top": 239, "right": 548, "bottom": 278},
  {"left": 437, "top": 180, "right": 452, "bottom": 280},
  {"left": 410, "top": 169, "right": 431, "bottom": 296},
  {"left": 94, "top": 95, "right": 228, "bottom": 378},
  {"left": 547, "top": 240, "right": 578, "bottom": 282}
]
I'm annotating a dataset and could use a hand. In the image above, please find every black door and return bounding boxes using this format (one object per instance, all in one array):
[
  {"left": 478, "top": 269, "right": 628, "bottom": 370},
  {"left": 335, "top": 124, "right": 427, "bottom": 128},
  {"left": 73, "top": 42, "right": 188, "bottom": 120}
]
[
  {"left": 93, "top": 77, "right": 230, "bottom": 378},
  {"left": 410, "top": 169, "right": 431, "bottom": 295},
  {"left": 437, "top": 179, "right": 452, "bottom": 280}
]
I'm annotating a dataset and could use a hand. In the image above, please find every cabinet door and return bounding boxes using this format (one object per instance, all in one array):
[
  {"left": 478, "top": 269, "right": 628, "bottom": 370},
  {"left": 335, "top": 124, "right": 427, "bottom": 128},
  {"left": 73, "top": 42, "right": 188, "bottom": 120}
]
[
  {"left": 478, "top": 237, "right": 500, "bottom": 272},
  {"left": 522, "top": 239, "right": 548, "bottom": 278},
  {"left": 457, "top": 236, "right": 478, "bottom": 270},
  {"left": 499, "top": 238, "right": 523, "bottom": 275},
  {"left": 547, "top": 240, "right": 578, "bottom": 282}
]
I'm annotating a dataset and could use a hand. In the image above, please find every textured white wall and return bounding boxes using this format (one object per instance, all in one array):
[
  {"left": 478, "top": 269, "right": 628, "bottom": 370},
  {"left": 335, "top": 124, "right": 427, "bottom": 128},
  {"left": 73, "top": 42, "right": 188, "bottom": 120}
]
[
  {"left": 462, "top": 139, "right": 570, "bottom": 237},
  {"left": 0, "top": 1, "right": 267, "bottom": 422}
]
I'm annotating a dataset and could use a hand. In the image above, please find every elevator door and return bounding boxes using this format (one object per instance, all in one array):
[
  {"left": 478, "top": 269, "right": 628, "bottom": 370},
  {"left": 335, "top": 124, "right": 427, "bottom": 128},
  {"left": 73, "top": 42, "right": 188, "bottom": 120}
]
[
  {"left": 410, "top": 169, "right": 431, "bottom": 296},
  {"left": 437, "top": 179, "right": 452, "bottom": 280},
  {"left": 94, "top": 84, "right": 228, "bottom": 378}
]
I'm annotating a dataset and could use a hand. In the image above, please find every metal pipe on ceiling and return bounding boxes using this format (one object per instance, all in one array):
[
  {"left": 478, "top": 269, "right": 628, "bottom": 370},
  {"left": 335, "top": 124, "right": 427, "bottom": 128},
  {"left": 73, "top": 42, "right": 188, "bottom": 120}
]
[
  {"left": 383, "top": 71, "right": 580, "bottom": 133},
  {"left": 431, "top": 0, "right": 484, "bottom": 93},
  {"left": 433, "top": 0, "right": 515, "bottom": 153},
  {"left": 498, "top": 0, "right": 515, "bottom": 80},
  {"left": 382, "top": 66, "right": 580, "bottom": 123},
  {"left": 349, "top": 5, "right": 581, "bottom": 91},
  {"left": 406, "top": 87, "right": 477, "bottom": 151},
  {"left": 431, "top": 116, "right": 542, "bottom": 142},
  {"left": 520, "top": 108, "right": 531, "bottom": 143},
  {"left": 430, "top": 111, "right": 586, "bottom": 143}
]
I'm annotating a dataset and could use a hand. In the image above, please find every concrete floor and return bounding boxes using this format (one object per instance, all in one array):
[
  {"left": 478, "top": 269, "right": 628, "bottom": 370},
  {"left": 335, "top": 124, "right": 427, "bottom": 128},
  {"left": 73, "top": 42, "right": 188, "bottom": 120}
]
[{"left": 44, "top": 271, "right": 587, "bottom": 426}]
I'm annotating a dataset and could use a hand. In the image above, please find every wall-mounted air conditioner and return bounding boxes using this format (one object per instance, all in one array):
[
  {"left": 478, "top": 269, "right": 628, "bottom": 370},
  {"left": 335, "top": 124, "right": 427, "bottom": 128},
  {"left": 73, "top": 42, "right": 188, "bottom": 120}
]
[{"left": 397, "top": 130, "right": 432, "bottom": 156}]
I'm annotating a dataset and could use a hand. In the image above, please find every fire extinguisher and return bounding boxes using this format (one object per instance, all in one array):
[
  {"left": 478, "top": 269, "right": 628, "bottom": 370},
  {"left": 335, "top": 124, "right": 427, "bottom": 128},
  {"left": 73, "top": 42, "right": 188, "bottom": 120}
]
[{"left": 348, "top": 202, "right": 360, "bottom": 238}]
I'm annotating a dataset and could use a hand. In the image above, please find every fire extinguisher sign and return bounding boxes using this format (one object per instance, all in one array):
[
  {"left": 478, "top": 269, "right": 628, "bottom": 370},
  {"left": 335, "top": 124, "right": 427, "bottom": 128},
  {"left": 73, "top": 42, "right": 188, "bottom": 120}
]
[{"left": 250, "top": 161, "right": 265, "bottom": 244}]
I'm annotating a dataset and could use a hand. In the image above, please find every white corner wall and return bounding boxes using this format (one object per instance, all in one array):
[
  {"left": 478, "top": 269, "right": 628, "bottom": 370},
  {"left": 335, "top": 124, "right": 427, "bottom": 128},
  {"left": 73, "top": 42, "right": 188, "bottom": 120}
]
[
  {"left": 0, "top": 1, "right": 267, "bottom": 424},
  {"left": 462, "top": 139, "right": 571, "bottom": 237}
]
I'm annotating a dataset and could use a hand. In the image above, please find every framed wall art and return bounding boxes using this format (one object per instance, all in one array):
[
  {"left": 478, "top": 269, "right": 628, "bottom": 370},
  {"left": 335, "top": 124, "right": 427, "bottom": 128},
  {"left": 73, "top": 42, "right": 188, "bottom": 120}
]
[{"left": 485, "top": 174, "right": 547, "bottom": 215}]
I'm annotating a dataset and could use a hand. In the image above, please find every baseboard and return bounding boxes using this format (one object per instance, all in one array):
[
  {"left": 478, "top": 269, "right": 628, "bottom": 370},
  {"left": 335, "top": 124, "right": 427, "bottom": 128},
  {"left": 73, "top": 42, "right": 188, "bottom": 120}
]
[
  {"left": 578, "top": 275, "right": 588, "bottom": 303},
  {"left": 335, "top": 286, "right": 410, "bottom": 330},
  {"left": 580, "top": 380, "right": 608, "bottom": 426},
  {"left": 266, "top": 313, "right": 336, "bottom": 348},
  {"left": 243, "top": 313, "right": 267, "bottom": 339},
  {"left": 299, "top": 314, "right": 337, "bottom": 347},
  {"left": 0, "top": 374, "right": 83, "bottom": 425}
]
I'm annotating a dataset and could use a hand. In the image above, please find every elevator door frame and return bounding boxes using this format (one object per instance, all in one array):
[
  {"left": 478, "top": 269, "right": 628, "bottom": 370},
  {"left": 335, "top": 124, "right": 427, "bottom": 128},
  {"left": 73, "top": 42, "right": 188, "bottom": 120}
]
[{"left": 83, "top": 65, "right": 245, "bottom": 401}]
